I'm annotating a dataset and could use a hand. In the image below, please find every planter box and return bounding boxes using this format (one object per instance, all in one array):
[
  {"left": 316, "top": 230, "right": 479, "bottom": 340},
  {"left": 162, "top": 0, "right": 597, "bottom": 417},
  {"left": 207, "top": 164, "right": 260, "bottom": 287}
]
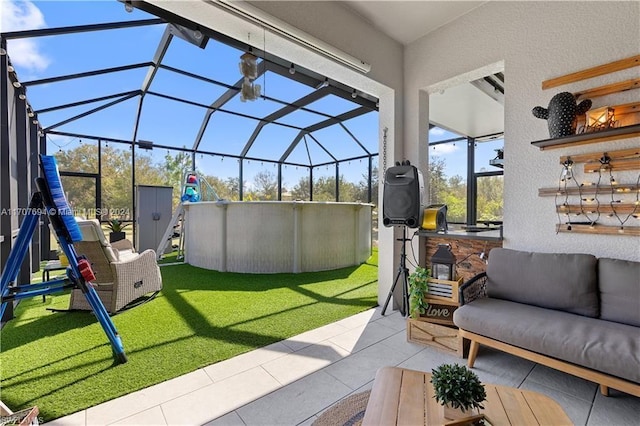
[
  {"left": 406, "top": 318, "right": 469, "bottom": 358},
  {"left": 426, "top": 277, "right": 463, "bottom": 304},
  {"left": 420, "top": 300, "right": 459, "bottom": 326},
  {"left": 109, "top": 231, "right": 126, "bottom": 243}
]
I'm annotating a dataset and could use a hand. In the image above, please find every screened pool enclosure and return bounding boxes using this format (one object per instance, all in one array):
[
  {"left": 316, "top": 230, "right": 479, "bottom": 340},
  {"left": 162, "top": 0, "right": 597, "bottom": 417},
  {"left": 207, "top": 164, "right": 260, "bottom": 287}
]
[{"left": 1, "top": 1, "right": 380, "bottom": 284}]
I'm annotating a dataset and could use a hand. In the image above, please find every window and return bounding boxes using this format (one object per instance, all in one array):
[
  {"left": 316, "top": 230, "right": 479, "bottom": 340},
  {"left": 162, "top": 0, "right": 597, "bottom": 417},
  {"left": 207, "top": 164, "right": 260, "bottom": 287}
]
[{"left": 428, "top": 126, "right": 503, "bottom": 225}]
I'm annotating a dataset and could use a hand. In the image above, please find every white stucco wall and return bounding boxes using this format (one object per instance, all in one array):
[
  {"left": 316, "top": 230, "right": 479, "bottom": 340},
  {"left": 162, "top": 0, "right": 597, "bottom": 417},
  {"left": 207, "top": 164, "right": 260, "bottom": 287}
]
[{"left": 405, "top": 1, "right": 640, "bottom": 261}]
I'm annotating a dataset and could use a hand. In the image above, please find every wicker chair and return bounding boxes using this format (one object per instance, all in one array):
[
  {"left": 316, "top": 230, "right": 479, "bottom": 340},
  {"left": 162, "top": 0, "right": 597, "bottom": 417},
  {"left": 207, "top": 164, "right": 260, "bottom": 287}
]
[{"left": 69, "top": 219, "right": 162, "bottom": 313}]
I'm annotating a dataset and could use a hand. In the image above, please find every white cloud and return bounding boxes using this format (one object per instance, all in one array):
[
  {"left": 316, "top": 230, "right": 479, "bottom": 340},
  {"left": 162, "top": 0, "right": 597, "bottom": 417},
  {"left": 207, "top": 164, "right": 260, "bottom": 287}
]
[{"left": 1, "top": 0, "right": 50, "bottom": 72}]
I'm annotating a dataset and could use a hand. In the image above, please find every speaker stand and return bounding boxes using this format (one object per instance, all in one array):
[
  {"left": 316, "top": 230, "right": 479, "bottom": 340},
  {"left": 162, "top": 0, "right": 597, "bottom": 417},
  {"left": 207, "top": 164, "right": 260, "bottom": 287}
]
[{"left": 381, "top": 226, "right": 411, "bottom": 317}]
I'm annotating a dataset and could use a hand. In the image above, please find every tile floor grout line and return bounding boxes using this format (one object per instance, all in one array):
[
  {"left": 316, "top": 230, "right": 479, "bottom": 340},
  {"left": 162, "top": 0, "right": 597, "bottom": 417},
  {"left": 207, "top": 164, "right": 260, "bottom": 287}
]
[
  {"left": 159, "top": 403, "right": 170, "bottom": 426},
  {"left": 583, "top": 386, "right": 599, "bottom": 426},
  {"left": 517, "top": 362, "right": 537, "bottom": 389},
  {"left": 259, "top": 364, "right": 287, "bottom": 387}
]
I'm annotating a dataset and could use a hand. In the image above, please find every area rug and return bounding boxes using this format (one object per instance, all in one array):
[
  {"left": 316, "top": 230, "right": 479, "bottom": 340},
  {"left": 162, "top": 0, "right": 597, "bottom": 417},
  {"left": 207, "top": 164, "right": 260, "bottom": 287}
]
[{"left": 313, "top": 391, "right": 371, "bottom": 426}]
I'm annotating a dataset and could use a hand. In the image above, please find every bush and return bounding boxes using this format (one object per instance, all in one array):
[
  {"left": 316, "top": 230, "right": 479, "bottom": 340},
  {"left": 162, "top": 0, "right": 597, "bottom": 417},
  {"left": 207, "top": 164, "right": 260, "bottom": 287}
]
[{"left": 430, "top": 363, "right": 486, "bottom": 412}]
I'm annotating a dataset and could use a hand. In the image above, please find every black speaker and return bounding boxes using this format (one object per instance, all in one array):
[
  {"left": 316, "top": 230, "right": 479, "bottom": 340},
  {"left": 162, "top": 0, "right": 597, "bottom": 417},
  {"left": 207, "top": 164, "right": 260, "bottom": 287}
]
[{"left": 383, "top": 164, "right": 423, "bottom": 228}]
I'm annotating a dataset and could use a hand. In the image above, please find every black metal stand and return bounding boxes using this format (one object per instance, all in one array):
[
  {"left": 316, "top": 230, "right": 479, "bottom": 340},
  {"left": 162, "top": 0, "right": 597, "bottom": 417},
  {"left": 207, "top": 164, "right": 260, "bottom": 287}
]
[{"left": 381, "top": 226, "right": 411, "bottom": 316}]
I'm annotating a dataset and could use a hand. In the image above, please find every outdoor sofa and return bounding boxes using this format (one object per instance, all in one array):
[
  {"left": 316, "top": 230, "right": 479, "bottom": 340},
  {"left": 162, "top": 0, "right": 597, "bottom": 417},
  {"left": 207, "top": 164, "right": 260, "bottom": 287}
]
[{"left": 453, "top": 248, "right": 640, "bottom": 397}]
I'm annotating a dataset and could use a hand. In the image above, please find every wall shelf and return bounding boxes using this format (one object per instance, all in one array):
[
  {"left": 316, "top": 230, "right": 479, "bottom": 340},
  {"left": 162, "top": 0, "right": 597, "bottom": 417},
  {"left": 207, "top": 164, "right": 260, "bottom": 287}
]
[
  {"left": 531, "top": 124, "right": 640, "bottom": 150},
  {"left": 557, "top": 224, "right": 640, "bottom": 236},
  {"left": 539, "top": 184, "right": 640, "bottom": 197},
  {"left": 574, "top": 78, "right": 640, "bottom": 100},
  {"left": 556, "top": 203, "right": 639, "bottom": 215},
  {"left": 542, "top": 55, "right": 640, "bottom": 89}
]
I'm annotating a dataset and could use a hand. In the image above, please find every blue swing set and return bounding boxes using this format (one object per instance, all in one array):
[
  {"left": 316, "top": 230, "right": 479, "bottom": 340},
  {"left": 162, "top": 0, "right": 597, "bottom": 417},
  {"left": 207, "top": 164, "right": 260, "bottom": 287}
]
[{"left": 0, "top": 155, "right": 127, "bottom": 364}]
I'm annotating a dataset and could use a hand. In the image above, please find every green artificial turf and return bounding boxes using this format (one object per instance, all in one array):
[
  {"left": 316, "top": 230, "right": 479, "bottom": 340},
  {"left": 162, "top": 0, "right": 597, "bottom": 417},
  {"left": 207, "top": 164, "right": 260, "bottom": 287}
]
[
  {"left": 0, "top": 251, "right": 378, "bottom": 421},
  {"left": 157, "top": 250, "right": 183, "bottom": 265}
]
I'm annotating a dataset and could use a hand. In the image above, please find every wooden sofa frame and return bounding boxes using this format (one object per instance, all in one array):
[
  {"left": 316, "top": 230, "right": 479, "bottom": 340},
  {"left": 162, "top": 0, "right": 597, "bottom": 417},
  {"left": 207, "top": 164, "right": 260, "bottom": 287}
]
[{"left": 457, "top": 272, "right": 640, "bottom": 398}]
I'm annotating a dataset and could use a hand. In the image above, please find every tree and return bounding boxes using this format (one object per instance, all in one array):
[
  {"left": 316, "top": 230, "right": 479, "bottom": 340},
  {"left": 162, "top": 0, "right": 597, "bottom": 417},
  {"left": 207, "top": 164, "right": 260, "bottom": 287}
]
[
  {"left": 252, "top": 171, "right": 278, "bottom": 200},
  {"left": 291, "top": 176, "right": 311, "bottom": 201},
  {"left": 354, "top": 166, "right": 378, "bottom": 204},
  {"left": 312, "top": 176, "right": 336, "bottom": 201},
  {"left": 161, "top": 150, "right": 193, "bottom": 205},
  {"left": 477, "top": 175, "right": 504, "bottom": 221},
  {"left": 427, "top": 156, "right": 448, "bottom": 205},
  {"left": 225, "top": 177, "right": 241, "bottom": 201}
]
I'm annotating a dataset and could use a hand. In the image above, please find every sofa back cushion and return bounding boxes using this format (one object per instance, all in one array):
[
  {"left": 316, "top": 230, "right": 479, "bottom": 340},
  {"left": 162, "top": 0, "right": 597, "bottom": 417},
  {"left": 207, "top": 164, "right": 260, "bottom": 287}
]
[
  {"left": 486, "top": 248, "right": 599, "bottom": 317},
  {"left": 599, "top": 258, "right": 640, "bottom": 327}
]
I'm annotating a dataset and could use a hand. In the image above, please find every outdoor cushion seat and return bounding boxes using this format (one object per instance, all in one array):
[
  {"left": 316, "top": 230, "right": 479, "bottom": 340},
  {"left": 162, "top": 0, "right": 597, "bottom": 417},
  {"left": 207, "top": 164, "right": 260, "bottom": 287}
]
[
  {"left": 454, "top": 297, "right": 640, "bottom": 384},
  {"left": 69, "top": 219, "right": 162, "bottom": 313}
]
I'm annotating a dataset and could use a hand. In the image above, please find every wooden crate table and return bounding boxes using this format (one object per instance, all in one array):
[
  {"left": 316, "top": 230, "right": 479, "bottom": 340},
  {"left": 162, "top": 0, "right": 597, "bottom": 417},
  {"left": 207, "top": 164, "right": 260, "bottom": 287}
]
[
  {"left": 406, "top": 319, "right": 468, "bottom": 357},
  {"left": 407, "top": 276, "right": 467, "bottom": 357},
  {"left": 362, "top": 367, "right": 572, "bottom": 426}
]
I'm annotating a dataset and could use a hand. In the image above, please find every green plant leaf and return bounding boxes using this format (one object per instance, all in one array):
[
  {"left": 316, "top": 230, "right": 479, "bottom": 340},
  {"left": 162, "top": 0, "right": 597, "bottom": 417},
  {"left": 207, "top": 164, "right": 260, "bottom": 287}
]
[
  {"left": 430, "top": 363, "right": 486, "bottom": 411},
  {"left": 408, "top": 266, "right": 431, "bottom": 318}
]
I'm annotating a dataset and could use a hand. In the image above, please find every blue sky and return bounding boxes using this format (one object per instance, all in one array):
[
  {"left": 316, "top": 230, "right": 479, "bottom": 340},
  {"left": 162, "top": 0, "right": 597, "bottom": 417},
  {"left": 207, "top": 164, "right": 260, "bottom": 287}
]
[
  {"left": 2, "top": 1, "right": 502, "bottom": 188},
  {"left": 429, "top": 127, "right": 504, "bottom": 178},
  {"left": 2, "top": 0, "right": 379, "bottom": 188}
]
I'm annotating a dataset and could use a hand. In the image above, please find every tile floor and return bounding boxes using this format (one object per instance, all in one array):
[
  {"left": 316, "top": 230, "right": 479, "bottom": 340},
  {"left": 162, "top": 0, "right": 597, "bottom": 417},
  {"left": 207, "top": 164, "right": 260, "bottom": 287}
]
[{"left": 46, "top": 307, "right": 640, "bottom": 426}]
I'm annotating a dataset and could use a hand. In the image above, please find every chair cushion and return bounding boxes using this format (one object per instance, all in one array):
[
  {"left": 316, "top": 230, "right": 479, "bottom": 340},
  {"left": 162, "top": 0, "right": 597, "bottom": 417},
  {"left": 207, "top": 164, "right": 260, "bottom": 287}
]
[
  {"left": 117, "top": 249, "right": 138, "bottom": 262},
  {"left": 599, "top": 258, "right": 640, "bottom": 327},
  {"left": 454, "top": 298, "right": 640, "bottom": 384},
  {"left": 103, "top": 246, "right": 119, "bottom": 263},
  {"left": 486, "top": 248, "right": 599, "bottom": 317},
  {"left": 77, "top": 219, "right": 109, "bottom": 246}
]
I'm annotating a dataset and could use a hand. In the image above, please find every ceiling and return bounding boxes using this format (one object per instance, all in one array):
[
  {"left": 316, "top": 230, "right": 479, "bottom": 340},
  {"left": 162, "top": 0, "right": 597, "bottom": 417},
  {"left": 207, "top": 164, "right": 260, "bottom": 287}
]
[
  {"left": 430, "top": 73, "right": 504, "bottom": 138},
  {"left": 341, "top": 1, "right": 487, "bottom": 45},
  {"left": 339, "top": 1, "right": 501, "bottom": 139}
]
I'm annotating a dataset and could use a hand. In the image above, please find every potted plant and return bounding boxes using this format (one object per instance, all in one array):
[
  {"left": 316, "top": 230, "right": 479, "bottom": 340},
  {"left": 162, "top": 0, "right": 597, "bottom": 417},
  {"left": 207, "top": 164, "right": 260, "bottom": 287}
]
[
  {"left": 408, "top": 266, "right": 430, "bottom": 319},
  {"left": 106, "top": 219, "right": 130, "bottom": 243},
  {"left": 430, "top": 363, "right": 486, "bottom": 420}
]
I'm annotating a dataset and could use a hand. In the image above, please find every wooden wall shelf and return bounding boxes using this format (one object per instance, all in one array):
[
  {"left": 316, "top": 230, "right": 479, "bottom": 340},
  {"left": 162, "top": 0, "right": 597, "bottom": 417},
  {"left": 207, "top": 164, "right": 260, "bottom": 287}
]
[
  {"left": 556, "top": 224, "right": 640, "bottom": 236},
  {"left": 539, "top": 184, "right": 640, "bottom": 197},
  {"left": 584, "top": 159, "right": 640, "bottom": 173},
  {"left": 531, "top": 124, "right": 640, "bottom": 150},
  {"left": 557, "top": 203, "right": 639, "bottom": 215},
  {"left": 542, "top": 55, "right": 640, "bottom": 89},
  {"left": 559, "top": 147, "right": 640, "bottom": 164},
  {"left": 574, "top": 78, "right": 640, "bottom": 100}
]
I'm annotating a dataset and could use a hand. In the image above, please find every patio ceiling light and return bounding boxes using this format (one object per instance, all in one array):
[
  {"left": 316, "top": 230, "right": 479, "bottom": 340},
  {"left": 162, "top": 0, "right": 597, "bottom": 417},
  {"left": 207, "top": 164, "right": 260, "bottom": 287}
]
[
  {"left": 316, "top": 77, "right": 329, "bottom": 90},
  {"left": 289, "top": 63, "right": 295, "bottom": 75},
  {"left": 124, "top": 1, "right": 134, "bottom": 13}
]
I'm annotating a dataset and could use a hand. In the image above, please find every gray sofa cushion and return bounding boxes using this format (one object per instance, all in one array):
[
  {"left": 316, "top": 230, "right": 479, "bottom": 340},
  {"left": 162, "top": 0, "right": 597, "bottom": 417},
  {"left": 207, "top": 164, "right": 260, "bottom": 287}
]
[
  {"left": 599, "top": 258, "right": 640, "bottom": 327},
  {"left": 453, "top": 298, "right": 640, "bottom": 383},
  {"left": 486, "top": 248, "right": 599, "bottom": 317}
]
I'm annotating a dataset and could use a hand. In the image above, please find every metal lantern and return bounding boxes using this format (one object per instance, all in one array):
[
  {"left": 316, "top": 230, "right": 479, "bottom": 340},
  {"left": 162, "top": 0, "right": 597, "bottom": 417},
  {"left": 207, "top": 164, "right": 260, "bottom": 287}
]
[
  {"left": 586, "top": 106, "right": 616, "bottom": 132},
  {"left": 431, "top": 243, "right": 456, "bottom": 281}
]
